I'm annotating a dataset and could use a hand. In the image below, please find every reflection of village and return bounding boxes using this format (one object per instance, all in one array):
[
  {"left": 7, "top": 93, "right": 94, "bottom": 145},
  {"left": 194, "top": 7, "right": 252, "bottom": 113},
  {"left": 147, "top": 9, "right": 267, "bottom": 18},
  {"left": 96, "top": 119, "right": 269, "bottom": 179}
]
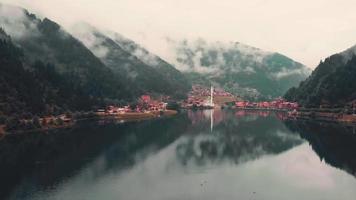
[
  {"left": 188, "top": 109, "right": 289, "bottom": 129},
  {"left": 177, "top": 109, "right": 303, "bottom": 167}
]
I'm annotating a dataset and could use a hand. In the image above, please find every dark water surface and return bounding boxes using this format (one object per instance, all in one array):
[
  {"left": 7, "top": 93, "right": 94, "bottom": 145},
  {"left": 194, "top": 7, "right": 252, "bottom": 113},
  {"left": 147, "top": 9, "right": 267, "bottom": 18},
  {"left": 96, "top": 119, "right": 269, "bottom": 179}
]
[{"left": 1, "top": 110, "right": 356, "bottom": 200}]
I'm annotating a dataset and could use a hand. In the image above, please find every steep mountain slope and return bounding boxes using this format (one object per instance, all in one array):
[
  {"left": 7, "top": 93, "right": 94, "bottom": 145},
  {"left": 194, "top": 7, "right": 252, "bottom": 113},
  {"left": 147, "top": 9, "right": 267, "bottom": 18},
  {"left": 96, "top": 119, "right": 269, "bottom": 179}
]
[
  {"left": 284, "top": 45, "right": 356, "bottom": 107},
  {"left": 0, "top": 4, "right": 138, "bottom": 103},
  {"left": 108, "top": 32, "right": 191, "bottom": 93},
  {"left": 0, "top": 28, "right": 98, "bottom": 120},
  {"left": 158, "top": 39, "right": 311, "bottom": 100},
  {"left": 70, "top": 23, "right": 190, "bottom": 98}
]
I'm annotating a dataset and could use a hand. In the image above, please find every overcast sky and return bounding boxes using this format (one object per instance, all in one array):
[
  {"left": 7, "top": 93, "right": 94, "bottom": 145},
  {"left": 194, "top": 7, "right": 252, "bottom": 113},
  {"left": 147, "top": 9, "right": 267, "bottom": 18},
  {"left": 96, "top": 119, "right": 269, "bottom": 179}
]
[{"left": 2, "top": 0, "right": 356, "bottom": 68}]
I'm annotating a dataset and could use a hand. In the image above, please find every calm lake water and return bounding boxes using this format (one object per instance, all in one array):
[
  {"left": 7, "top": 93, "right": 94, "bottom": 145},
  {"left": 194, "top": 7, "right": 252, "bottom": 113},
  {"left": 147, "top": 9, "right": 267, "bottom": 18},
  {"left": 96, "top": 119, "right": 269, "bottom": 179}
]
[{"left": 1, "top": 110, "right": 356, "bottom": 200}]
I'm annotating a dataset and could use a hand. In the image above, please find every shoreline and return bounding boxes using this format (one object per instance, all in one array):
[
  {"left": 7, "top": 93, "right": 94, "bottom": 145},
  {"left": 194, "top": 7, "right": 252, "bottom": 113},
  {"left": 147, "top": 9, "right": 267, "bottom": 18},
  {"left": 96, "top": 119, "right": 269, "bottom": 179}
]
[
  {"left": 232, "top": 107, "right": 289, "bottom": 112},
  {"left": 0, "top": 110, "right": 178, "bottom": 136},
  {"left": 225, "top": 107, "right": 356, "bottom": 124},
  {"left": 96, "top": 110, "right": 177, "bottom": 120},
  {"left": 289, "top": 110, "right": 356, "bottom": 124}
]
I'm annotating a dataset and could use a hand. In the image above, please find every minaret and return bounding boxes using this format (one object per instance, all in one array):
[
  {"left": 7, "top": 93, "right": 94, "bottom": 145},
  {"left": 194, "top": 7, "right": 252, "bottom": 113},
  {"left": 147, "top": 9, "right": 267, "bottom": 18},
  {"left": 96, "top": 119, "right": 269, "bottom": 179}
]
[{"left": 210, "top": 86, "right": 214, "bottom": 106}]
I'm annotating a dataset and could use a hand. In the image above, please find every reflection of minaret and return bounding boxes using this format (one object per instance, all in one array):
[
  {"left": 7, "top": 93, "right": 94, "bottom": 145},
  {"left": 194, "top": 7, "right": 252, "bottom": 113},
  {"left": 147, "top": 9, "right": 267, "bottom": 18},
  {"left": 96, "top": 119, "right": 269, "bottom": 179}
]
[
  {"left": 210, "top": 109, "right": 214, "bottom": 132},
  {"left": 210, "top": 86, "right": 214, "bottom": 132}
]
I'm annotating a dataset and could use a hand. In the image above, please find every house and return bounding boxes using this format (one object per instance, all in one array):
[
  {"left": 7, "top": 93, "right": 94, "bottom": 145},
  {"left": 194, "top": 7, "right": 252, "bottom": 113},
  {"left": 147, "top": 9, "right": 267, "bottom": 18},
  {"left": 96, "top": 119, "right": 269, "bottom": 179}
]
[
  {"left": 236, "top": 101, "right": 247, "bottom": 108},
  {"left": 141, "top": 95, "right": 151, "bottom": 103},
  {"left": 58, "top": 114, "right": 71, "bottom": 122}
]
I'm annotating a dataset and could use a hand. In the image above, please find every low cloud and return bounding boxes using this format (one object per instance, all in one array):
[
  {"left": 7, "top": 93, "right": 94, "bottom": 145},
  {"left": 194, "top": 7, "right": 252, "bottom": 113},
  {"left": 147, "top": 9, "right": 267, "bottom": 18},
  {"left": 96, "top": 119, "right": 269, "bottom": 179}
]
[
  {"left": 131, "top": 47, "right": 160, "bottom": 66},
  {"left": 0, "top": 4, "right": 40, "bottom": 40},
  {"left": 164, "top": 38, "right": 272, "bottom": 74},
  {"left": 69, "top": 23, "right": 109, "bottom": 59},
  {"left": 340, "top": 44, "right": 356, "bottom": 64},
  {"left": 106, "top": 31, "right": 162, "bottom": 67},
  {"left": 272, "top": 67, "right": 311, "bottom": 80}
]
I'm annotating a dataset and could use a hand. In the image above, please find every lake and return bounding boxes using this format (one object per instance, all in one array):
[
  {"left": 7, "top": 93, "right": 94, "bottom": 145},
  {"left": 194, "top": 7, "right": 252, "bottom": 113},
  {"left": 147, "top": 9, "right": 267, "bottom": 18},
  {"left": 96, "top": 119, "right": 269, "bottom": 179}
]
[{"left": 1, "top": 109, "right": 356, "bottom": 200}]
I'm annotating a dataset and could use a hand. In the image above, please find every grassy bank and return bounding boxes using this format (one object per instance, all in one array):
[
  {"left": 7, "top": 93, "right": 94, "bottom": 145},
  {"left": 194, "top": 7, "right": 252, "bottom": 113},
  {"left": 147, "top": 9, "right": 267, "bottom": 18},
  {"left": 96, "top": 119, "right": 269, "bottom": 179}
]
[
  {"left": 1, "top": 110, "right": 178, "bottom": 135},
  {"left": 291, "top": 109, "right": 356, "bottom": 124}
]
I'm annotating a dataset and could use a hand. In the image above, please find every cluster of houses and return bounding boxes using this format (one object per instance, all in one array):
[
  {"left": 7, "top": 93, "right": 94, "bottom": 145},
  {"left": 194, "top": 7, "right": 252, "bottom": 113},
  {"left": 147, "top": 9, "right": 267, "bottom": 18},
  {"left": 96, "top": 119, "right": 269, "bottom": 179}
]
[
  {"left": 185, "top": 85, "right": 233, "bottom": 107},
  {"left": 97, "top": 95, "right": 168, "bottom": 115},
  {"left": 97, "top": 106, "right": 131, "bottom": 115},
  {"left": 235, "top": 98, "right": 299, "bottom": 110},
  {"left": 189, "top": 85, "right": 233, "bottom": 97},
  {"left": 40, "top": 114, "right": 72, "bottom": 124},
  {"left": 13, "top": 114, "right": 73, "bottom": 130},
  {"left": 185, "top": 97, "right": 207, "bottom": 108}
]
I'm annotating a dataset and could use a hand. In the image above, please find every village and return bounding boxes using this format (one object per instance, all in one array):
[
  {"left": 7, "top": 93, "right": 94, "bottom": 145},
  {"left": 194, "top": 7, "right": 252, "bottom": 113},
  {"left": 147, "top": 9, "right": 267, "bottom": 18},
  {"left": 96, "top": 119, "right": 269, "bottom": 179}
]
[
  {"left": 182, "top": 85, "right": 239, "bottom": 109},
  {"left": 0, "top": 95, "right": 176, "bottom": 135},
  {"left": 183, "top": 84, "right": 299, "bottom": 111},
  {"left": 234, "top": 98, "right": 299, "bottom": 111},
  {"left": 2, "top": 84, "right": 355, "bottom": 135},
  {"left": 95, "top": 94, "right": 177, "bottom": 120}
]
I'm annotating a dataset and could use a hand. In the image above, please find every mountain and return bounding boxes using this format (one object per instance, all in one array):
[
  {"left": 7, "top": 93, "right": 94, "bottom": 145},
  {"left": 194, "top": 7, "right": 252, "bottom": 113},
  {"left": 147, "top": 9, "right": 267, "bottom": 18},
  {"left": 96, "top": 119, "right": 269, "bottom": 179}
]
[
  {"left": 158, "top": 38, "right": 311, "bottom": 100},
  {"left": 0, "top": 27, "right": 97, "bottom": 121},
  {"left": 70, "top": 23, "right": 190, "bottom": 99},
  {"left": 284, "top": 45, "right": 356, "bottom": 107},
  {"left": 0, "top": 4, "right": 191, "bottom": 120},
  {"left": 107, "top": 31, "right": 191, "bottom": 93},
  {"left": 0, "top": 4, "right": 139, "bottom": 104}
]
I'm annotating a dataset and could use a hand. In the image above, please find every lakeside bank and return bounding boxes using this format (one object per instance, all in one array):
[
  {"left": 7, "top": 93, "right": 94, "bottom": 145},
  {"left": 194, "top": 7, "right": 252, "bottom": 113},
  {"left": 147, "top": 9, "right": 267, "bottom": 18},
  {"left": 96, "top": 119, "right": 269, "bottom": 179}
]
[
  {"left": 0, "top": 110, "right": 178, "bottom": 135},
  {"left": 290, "top": 110, "right": 356, "bottom": 124}
]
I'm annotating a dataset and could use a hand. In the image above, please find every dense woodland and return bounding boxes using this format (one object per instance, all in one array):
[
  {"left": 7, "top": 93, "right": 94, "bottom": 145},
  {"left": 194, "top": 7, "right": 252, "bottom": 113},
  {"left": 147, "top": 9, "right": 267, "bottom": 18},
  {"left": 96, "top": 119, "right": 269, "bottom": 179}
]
[
  {"left": 73, "top": 25, "right": 191, "bottom": 99},
  {"left": 0, "top": 5, "right": 192, "bottom": 130},
  {"left": 284, "top": 50, "right": 356, "bottom": 108},
  {"left": 0, "top": 29, "right": 106, "bottom": 128}
]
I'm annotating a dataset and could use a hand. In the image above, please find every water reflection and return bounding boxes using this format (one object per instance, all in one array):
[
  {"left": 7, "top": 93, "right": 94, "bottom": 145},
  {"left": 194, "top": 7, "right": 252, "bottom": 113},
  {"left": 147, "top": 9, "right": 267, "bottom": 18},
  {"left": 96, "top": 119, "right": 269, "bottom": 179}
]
[
  {"left": 284, "top": 120, "right": 356, "bottom": 177},
  {"left": 178, "top": 110, "right": 302, "bottom": 167},
  {"left": 0, "top": 110, "right": 356, "bottom": 200},
  {"left": 0, "top": 115, "right": 190, "bottom": 200}
]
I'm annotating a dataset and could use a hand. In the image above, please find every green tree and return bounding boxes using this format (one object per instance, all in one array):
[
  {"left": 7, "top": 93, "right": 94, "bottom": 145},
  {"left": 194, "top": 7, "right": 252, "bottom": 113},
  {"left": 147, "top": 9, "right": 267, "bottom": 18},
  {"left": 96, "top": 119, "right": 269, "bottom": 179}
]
[{"left": 33, "top": 116, "right": 41, "bottom": 128}]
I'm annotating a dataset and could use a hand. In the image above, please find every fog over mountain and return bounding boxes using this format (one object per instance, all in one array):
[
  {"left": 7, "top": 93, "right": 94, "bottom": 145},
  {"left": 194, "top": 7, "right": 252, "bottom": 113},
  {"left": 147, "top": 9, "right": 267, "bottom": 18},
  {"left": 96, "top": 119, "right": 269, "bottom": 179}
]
[
  {"left": 69, "top": 23, "right": 190, "bottom": 98},
  {"left": 0, "top": 4, "right": 144, "bottom": 117},
  {"left": 155, "top": 38, "right": 311, "bottom": 99},
  {"left": 0, "top": 4, "right": 191, "bottom": 119},
  {"left": 4, "top": 0, "right": 356, "bottom": 69}
]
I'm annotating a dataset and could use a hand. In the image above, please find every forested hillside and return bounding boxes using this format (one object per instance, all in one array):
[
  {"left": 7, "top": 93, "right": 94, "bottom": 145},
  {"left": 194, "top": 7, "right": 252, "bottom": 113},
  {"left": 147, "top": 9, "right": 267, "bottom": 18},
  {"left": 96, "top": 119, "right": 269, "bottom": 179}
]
[
  {"left": 0, "top": 4, "right": 191, "bottom": 124},
  {"left": 70, "top": 24, "right": 190, "bottom": 99},
  {"left": 284, "top": 46, "right": 356, "bottom": 107},
  {"left": 0, "top": 28, "right": 104, "bottom": 126}
]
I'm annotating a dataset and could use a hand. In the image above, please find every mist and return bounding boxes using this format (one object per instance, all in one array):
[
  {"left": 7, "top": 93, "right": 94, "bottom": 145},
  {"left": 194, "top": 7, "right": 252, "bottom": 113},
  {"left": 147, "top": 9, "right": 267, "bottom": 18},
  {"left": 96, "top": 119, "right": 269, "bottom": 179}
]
[
  {"left": 0, "top": 4, "right": 39, "bottom": 40},
  {"left": 1, "top": 0, "right": 356, "bottom": 69}
]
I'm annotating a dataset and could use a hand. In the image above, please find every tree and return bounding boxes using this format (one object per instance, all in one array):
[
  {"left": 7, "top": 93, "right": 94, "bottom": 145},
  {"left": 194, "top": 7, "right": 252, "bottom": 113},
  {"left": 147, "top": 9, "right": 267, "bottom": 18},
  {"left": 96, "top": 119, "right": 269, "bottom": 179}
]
[
  {"left": 129, "top": 102, "right": 138, "bottom": 111},
  {"left": 0, "top": 115, "right": 6, "bottom": 124},
  {"left": 5, "top": 116, "right": 20, "bottom": 131},
  {"left": 33, "top": 116, "right": 41, "bottom": 128},
  {"left": 56, "top": 118, "right": 64, "bottom": 126}
]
